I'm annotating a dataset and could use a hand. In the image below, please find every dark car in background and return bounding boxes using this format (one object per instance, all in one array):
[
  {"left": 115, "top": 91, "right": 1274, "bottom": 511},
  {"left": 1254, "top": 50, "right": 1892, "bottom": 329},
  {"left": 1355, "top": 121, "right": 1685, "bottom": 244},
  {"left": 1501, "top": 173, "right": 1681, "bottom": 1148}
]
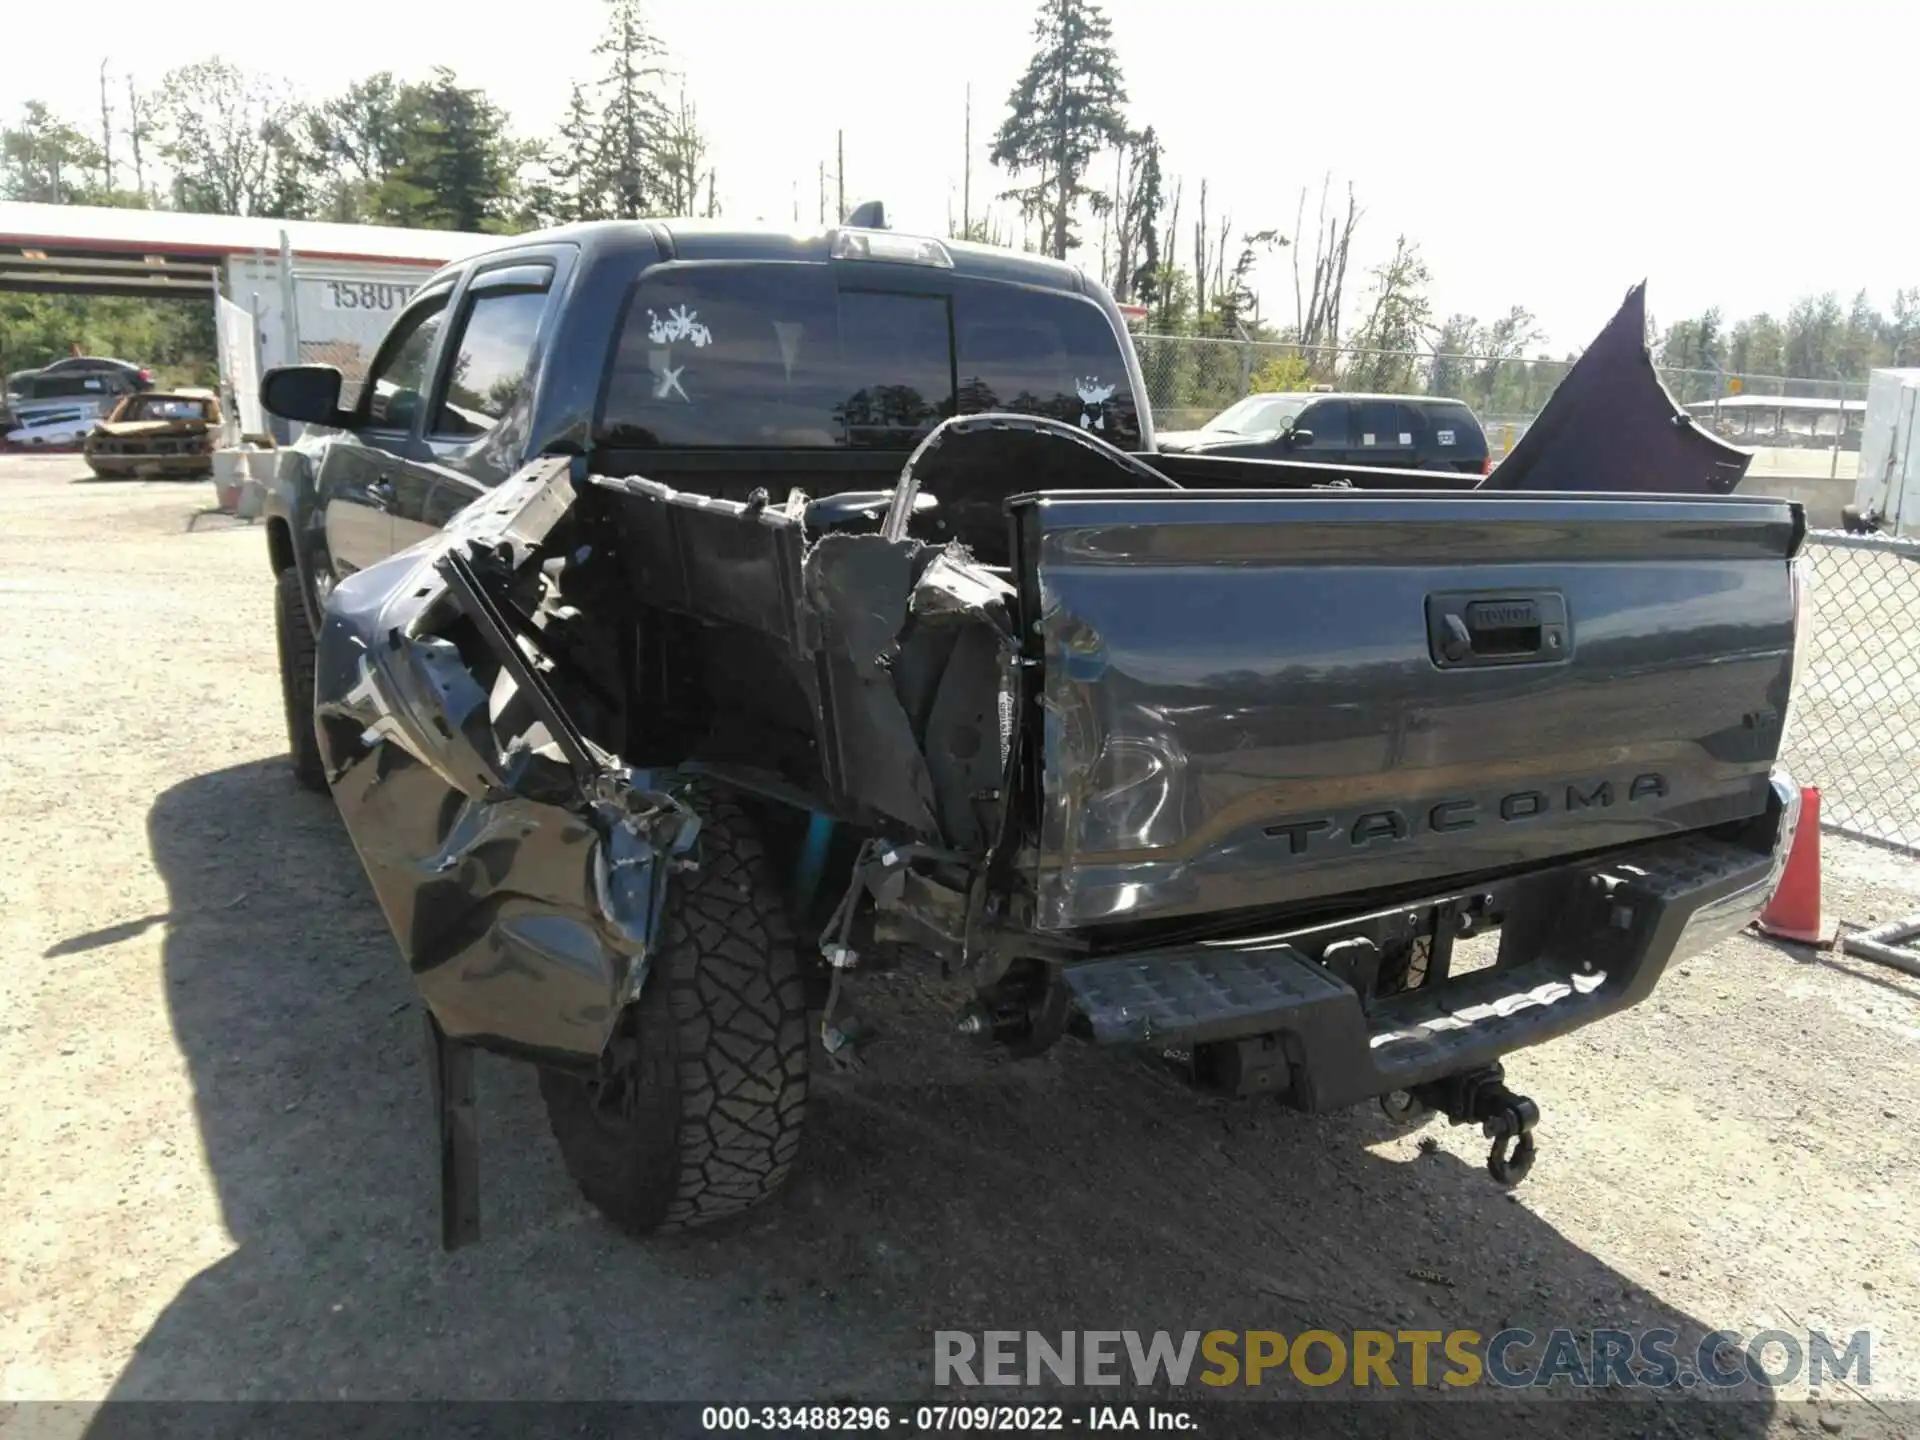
[
  {"left": 36, "top": 355, "right": 155, "bottom": 388},
  {"left": 1158, "top": 390, "right": 1492, "bottom": 474}
]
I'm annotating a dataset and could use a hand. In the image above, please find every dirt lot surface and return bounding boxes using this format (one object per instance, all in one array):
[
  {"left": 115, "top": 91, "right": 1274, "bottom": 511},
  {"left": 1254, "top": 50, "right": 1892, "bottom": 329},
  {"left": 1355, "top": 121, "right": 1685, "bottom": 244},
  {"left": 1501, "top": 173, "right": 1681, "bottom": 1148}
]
[{"left": 2, "top": 456, "right": 1916, "bottom": 1437}]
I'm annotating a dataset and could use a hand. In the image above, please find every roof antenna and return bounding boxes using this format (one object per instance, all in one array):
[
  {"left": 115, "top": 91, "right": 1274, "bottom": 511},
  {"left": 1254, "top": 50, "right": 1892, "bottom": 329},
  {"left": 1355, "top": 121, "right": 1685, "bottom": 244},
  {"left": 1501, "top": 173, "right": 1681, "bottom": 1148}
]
[{"left": 843, "top": 200, "right": 888, "bottom": 230}]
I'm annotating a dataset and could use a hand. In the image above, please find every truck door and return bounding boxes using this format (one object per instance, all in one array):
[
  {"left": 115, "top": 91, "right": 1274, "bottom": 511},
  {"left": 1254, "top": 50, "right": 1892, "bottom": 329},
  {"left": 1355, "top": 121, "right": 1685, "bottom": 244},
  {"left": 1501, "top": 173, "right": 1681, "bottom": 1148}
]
[
  {"left": 413, "top": 255, "right": 569, "bottom": 534},
  {"left": 1290, "top": 398, "right": 1351, "bottom": 463},
  {"left": 317, "top": 284, "right": 452, "bottom": 577},
  {"left": 1350, "top": 397, "right": 1420, "bottom": 469}
]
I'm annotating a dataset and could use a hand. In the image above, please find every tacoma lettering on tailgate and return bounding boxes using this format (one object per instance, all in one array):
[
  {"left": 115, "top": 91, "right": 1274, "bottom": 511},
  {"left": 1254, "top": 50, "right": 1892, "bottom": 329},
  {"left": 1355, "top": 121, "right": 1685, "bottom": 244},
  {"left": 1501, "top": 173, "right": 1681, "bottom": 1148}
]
[{"left": 1265, "top": 773, "right": 1670, "bottom": 856}]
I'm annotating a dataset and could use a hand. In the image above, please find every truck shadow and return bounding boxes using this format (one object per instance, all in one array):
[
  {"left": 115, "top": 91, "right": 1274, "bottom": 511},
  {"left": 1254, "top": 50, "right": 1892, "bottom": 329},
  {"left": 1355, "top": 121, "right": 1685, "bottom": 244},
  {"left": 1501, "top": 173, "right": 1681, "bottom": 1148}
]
[{"left": 100, "top": 757, "right": 1777, "bottom": 1435}]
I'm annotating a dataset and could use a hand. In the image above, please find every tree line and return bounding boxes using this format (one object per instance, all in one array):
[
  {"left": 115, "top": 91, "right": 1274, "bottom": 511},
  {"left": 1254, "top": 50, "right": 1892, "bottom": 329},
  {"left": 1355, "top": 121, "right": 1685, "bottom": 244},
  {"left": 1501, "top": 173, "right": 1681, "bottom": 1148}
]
[
  {"left": 1654, "top": 292, "right": 1920, "bottom": 405},
  {"left": 0, "top": 2, "right": 710, "bottom": 233},
  {"left": 5, "top": 0, "right": 1914, "bottom": 410},
  {"left": 982, "top": 0, "right": 1918, "bottom": 421}
]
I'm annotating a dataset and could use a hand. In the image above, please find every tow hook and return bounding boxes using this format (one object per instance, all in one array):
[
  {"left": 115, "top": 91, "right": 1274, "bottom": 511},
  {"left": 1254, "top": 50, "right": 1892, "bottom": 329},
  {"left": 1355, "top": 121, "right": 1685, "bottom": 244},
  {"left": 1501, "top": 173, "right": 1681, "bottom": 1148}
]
[{"left": 1412, "top": 1065, "right": 1540, "bottom": 1188}]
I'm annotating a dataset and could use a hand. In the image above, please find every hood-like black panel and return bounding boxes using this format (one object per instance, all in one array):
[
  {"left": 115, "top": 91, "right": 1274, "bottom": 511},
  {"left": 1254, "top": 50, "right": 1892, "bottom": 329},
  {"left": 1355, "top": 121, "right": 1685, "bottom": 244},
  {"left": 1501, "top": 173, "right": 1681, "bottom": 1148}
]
[{"left": 1479, "top": 283, "right": 1751, "bottom": 494}]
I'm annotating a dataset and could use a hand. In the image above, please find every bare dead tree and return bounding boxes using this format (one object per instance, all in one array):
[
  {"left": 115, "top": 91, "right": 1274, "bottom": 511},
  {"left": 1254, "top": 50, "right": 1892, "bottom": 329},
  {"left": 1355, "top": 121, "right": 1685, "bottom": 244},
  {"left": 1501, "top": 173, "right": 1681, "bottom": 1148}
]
[
  {"left": 1193, "top": 178, "right": 1207, "bottom": 328},
  {"left": 1104, "top": 130, "right": 1161, "bottom": 305},
  {"left": 962, "top": 83, "right": 971, "bottom": 237},
  {"left": 98, "top": 61, "right": 114, "bottom": 193},
  {"left": 1295, "top": 175, "right": 1360, "bottom": 366},
  {"left": 1213, "top": 211, "right": 1232, "bottom": 305},
  {"left": 127, "top": 76, "right": 146, "bottom": 195},
  {"left": 1156, "top": 176, "right": 1182, "bottom": 327}
]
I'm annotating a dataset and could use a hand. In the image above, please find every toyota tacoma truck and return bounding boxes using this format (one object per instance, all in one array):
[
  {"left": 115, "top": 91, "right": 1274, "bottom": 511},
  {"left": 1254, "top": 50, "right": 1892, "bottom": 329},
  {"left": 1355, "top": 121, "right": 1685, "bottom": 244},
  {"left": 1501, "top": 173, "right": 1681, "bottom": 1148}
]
[{"left": 257, "top": 216, "right": 1809, "bottom": 1248}]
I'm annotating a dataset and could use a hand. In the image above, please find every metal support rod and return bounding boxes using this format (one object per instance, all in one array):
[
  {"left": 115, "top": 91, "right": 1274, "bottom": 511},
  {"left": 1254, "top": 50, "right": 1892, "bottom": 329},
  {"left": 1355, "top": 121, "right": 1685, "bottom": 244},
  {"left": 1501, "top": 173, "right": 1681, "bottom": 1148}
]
[
  {"left": 1842, "top": 914, "right": 1920, "bottom": 977},
  {"left": 425, "top": 1012, "right": 481, "bottom": 1251}
]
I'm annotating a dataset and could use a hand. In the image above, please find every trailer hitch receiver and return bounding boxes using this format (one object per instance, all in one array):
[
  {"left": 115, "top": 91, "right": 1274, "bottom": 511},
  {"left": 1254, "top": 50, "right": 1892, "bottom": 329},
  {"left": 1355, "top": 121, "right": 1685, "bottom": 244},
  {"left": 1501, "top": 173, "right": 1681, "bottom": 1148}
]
[{"left": 1413, "top": 1064, "right": 1540, "bottom": 1187}]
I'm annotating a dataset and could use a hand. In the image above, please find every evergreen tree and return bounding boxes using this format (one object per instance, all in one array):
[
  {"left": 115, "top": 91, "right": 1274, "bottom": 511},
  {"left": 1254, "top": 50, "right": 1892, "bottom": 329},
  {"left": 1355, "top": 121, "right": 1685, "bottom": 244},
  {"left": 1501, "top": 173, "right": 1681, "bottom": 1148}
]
[
  {"left": 543, "top": 83, "right": 605, "bottom": 222},
  {"left": 387, "top": 70, "right": 523, "bottom": 233},
  {"left": 590, "top": 0, "right": 670, "bottom": 218},
  {"left": 301, "top": 73, "right": 411, "bottom": 222},
  {"left": 990, "top": 0, "right": 1129, "bottom": 260}
]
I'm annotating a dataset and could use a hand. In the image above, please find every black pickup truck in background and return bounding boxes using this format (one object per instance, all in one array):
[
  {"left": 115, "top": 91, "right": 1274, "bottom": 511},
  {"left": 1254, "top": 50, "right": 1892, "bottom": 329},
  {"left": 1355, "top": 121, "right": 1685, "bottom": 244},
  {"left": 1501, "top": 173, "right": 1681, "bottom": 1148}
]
[{"left": 258, "top": 218, "right": 1809, "bottom": 1249}]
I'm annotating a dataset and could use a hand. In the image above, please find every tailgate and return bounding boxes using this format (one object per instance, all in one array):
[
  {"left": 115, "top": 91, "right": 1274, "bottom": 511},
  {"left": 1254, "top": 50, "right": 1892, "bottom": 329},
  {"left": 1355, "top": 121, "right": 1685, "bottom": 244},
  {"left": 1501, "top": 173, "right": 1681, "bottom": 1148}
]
[{"left": 1015, "top": 489, "right": 1803, "bottom": 931}]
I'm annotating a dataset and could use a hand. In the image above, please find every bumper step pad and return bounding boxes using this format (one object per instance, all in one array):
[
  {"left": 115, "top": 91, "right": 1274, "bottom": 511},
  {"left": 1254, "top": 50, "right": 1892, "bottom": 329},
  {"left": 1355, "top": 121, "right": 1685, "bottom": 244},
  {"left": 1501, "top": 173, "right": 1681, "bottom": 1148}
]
[{"left": 1059, "top": 836, "right": 1771, "bottom": 1111}]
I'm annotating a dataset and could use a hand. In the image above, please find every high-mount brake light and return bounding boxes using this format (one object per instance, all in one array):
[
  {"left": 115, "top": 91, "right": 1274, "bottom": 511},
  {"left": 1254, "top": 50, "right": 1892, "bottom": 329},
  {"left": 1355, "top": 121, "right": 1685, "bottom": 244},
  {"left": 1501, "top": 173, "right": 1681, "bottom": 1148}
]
[{"left": 831, "top": 229, "right": 954, "bottom": 268}]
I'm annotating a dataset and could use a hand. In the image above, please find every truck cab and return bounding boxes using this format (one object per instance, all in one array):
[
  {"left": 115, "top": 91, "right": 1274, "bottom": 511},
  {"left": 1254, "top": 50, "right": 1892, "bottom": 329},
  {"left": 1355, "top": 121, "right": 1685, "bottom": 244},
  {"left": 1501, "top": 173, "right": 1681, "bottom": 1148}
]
[{"left": 260, "top": 218, "right": 1152, "bottom": 624}]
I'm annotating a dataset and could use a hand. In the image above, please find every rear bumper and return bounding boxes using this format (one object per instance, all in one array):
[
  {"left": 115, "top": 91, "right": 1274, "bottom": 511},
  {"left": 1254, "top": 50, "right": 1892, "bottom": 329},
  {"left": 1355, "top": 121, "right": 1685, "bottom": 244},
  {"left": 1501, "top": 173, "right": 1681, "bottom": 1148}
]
[
  {"left": 1059, "top": 770, "right": 1799, "bottom": 1111},
  {"left": 86, "top": 452, "right": 212, "bottom": 476}
]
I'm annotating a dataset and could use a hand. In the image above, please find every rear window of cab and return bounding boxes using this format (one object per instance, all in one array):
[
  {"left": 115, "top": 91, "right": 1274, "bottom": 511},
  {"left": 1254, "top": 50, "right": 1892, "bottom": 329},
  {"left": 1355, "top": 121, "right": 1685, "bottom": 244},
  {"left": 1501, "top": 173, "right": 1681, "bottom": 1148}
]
[{"left": 597, "top": 263, "right": 1140, "bottom": 450}]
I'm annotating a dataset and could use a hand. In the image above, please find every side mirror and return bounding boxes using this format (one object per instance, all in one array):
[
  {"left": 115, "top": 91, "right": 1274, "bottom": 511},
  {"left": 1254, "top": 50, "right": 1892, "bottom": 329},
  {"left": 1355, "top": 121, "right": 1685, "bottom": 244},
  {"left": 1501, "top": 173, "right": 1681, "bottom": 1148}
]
[
  {"left": 260, "top": 365, "right": 350, "bottom": 428},
  {"left": 1286, "top": 428, "right": 1315, "bottom": 448}
]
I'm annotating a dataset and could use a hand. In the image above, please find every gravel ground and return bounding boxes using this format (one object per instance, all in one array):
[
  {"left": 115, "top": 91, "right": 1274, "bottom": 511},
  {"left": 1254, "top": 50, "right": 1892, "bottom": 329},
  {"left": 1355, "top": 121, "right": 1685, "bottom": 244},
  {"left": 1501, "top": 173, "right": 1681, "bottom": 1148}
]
[{"left": 1, "top": 456, "right": 1915, "bottom": 1437}]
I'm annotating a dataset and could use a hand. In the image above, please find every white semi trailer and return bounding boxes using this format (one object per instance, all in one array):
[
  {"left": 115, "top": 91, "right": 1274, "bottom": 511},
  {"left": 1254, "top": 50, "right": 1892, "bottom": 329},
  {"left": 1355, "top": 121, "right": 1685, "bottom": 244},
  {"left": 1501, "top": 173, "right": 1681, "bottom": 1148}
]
[{"left": 1846, "top": 368, "right": 1920, "bottom": 534}]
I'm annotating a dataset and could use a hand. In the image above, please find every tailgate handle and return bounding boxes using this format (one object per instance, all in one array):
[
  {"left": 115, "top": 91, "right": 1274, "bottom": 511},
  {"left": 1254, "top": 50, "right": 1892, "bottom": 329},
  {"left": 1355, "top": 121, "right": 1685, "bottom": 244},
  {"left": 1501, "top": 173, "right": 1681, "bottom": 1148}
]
[{"left": 1429, "top": 592, "right": 1569, "bottom": 667}]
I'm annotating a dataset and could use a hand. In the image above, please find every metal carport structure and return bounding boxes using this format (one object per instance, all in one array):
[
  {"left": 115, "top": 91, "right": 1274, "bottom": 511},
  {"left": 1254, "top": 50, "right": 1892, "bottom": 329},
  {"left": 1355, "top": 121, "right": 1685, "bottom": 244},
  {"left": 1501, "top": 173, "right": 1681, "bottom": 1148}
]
[{"left": 0, "top": 202, "right": 494, "bottom": 438}]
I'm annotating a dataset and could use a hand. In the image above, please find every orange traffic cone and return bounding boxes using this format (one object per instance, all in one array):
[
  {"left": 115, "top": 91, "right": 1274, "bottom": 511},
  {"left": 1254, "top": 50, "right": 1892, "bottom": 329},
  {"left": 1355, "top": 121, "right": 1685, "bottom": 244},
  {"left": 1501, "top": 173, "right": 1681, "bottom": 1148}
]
[{"left": 1757, "top": 786, "right": 1836, "bottom": 946}]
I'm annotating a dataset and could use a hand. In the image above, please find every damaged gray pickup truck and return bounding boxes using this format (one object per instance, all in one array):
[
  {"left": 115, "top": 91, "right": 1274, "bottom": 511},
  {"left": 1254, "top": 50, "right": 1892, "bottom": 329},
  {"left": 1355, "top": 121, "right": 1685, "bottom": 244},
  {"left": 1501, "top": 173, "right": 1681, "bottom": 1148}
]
[{"left": 258, "top": 218, "right": 1810, "bottom": 1248}]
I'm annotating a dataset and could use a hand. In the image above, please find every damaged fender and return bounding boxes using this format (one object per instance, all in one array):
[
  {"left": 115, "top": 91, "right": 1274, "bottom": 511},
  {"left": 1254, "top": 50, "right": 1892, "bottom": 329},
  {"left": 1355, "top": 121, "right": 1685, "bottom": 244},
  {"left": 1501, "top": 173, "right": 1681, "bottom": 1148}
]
[
  {"left": 1479, "top": 283, "right": 1753, "bottom": 494},
  {"left": 313, "top": 458, "right": 698, "bottom": 1062}
]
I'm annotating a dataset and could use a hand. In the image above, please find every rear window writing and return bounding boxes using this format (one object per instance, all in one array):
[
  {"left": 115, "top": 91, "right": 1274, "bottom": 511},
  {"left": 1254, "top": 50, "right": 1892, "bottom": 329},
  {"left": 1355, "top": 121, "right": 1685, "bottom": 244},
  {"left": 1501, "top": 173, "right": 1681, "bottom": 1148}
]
[{"left": 599, "top": 263, "right": 1138, "bottom": 449}]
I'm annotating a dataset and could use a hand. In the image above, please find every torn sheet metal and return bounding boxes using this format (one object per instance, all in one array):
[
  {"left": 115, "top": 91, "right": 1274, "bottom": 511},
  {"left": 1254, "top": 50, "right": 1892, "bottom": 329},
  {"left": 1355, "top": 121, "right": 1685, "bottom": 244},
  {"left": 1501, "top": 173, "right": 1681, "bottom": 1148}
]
[
  {"left": 1480, "top": 283, "right": 1752, "bottom": 494},
  {"left": 804, "top": 532, "right": 946, "bottom": 837},
  {"left": 785, "top": 529, "right": 1019, "bottom": 846},
  {"left": 593, "top": 463, "right": 1019, "bottom": 844},
  {"left": 314, "top": 448, "right": 1021, "bottom": 1057},
  {"left": 313, "top": 459, "right": 697, "bottom": 1061}
]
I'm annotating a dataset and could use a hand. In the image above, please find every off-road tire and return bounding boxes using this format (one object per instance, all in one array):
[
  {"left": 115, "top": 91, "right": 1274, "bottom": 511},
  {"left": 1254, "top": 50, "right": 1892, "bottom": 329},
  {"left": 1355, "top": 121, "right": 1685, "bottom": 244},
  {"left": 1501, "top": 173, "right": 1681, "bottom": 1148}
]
[
  {"left": 274, "top": 567, "right": 327, "bottom": 794},
  {"left": 539, "top": 792, "right": 810, "bottom": 1236}
]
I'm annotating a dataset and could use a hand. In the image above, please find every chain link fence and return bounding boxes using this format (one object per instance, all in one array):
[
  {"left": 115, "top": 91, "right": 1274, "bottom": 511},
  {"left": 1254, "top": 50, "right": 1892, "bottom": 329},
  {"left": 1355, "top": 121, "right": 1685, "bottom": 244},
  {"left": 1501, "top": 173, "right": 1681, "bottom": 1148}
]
[
  {"left": 1132, "top": 333, "right": 1869, "bottom": 471},
  {"left": 291, "top": 270, "right": 433, "bottom": 408},
  {"left": 1781, "top": 531, "right": 1920, "bottom": 851}
]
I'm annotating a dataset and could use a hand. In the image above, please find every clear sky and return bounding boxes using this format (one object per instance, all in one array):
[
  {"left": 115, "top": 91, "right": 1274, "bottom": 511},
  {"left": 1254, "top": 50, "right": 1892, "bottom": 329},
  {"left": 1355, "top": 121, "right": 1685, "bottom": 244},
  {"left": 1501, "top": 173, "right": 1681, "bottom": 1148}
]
[{"left": 12, "top": 0, "right": 1916, "bottom": 350}]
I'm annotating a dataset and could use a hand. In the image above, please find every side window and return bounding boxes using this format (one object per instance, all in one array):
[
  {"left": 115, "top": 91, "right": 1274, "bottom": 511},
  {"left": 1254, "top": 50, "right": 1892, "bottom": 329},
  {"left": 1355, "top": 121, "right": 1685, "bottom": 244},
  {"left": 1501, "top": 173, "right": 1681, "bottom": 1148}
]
[
  {"left": 1351, "top": 399, "right": 1400, "bottom": 450},
  {"left": 433, "top": 275, "right": 550, "bottom": 439},
  {"left": 954, "top": 285, "right": 1141, "bottom": 448},
  {"left": 359, "top": 291, "right": 449, "bottom": 432},
  {"left": 1299, "top": 400, "right": 1349, "bottom": 447},
  {"left": 1395, "top": 402, "right": 1430, "bottom": 447}
]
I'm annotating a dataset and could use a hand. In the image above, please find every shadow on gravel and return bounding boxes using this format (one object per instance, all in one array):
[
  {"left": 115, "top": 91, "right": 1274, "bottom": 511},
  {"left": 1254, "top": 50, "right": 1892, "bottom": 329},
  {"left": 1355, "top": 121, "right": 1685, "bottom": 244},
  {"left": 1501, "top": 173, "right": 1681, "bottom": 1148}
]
[
  {"left": 94, "top": 756, "right": 1778, "bottom": 1437},
  {"left": 66, "top": 471, "right": 211, "bottom": 484}
]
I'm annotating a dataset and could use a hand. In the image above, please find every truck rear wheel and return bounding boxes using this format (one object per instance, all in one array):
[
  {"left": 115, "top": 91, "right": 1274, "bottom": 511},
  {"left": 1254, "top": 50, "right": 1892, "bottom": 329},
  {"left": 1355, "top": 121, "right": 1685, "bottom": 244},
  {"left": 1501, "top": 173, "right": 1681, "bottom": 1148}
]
[
  {"left": 274, "top": 567, "right": 328, "bottom": 794},
  {"left": 539, "top": 792, "right": 810, "bottom": 1235}
]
